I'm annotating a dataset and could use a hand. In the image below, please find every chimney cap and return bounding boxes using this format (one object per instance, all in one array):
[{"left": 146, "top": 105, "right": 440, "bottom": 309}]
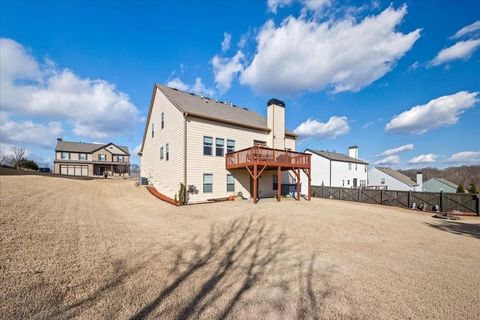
[
  {"left": 348, "top": 145, "right": 358, "bottom": 149},
  {"left": 416, "top": 171, "right": 422, "bottom": 174},
  {"left": 267, "top": 98, "right": 285, "bottom": 108},
  {"left": 57, "top": 138, "right": 63, "bottom": 141}
]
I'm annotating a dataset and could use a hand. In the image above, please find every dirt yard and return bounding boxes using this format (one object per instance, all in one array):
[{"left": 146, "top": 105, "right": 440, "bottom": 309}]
[{"left": 1, "top": 175, "right": 479, "bottom": 319}]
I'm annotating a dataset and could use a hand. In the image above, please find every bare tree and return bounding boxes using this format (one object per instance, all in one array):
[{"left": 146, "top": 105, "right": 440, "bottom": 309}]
[
  {"left": 11, "top": 146, "right": 26, "bottom": 169},
  {"left": 0, "top": 154, "right": 12, "bottom": 167}
]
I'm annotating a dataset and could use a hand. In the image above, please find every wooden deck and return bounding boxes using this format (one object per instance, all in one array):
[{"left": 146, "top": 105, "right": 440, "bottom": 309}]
[{"left": 225, "top": 146, "right": 311, "bottom": 203}]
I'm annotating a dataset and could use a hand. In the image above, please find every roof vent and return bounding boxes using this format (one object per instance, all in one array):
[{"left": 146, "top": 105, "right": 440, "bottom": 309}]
[
  {"left": 243, "top": 107, "right": 248, "bottom": 111},
  {"left": 57, "top": 138, "right": 63, "bottom": 142}
]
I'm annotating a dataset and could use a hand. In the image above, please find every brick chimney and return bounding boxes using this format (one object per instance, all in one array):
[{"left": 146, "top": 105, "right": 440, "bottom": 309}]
[{"left": 267, "top": 98, "right": 285, "bottom": 149}]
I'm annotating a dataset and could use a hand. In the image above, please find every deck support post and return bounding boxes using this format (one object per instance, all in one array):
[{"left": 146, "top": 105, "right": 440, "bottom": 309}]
[
  {"left": 307, "top": 169, "right": 311, "bottom": 201},
  {"left": 296, "top": 168, "right": 301, "bottom": 201},
  {"left": 253, "top": 165, "right": 258, "bottom": 204},
  {"left": 277, "top": 166, "right": 281, "bottom": 201}
]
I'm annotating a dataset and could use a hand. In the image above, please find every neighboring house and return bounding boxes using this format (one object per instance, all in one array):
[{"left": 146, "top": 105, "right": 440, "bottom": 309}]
[
  {"left": 54, "top": 139, "right": 130, "bottom": 177},
  {"left": 302, "top": 146, "right": 368, "bottom": 190},
  {"left": 423, "top": 178, "right": 457, "bottom": 193},
  {"left": 138, "top": 84, "right": 311, "bottom": 204},
  {"left": 368, "top": 167, "right": 422, "bottom": 191}
]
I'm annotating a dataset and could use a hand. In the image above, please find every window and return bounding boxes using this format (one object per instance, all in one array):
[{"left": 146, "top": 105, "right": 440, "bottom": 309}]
[
  {"left": 79, "top": 153, "right": 87, "bottom": 160},
  {"left": 253, "top": 140, "right": 267, "bottom": 146},
  {"left": 216, "top": 138, "right": 224, "bottom": 157},
  {"left": 117, "top": 155, "right": 124, "bottom": 162},
  {"left": 365, "top": 165, "right": 367, "bottom": 173},
  {"left": 160, "top": 146, "right": 164, "bottom": 160},
  {"left": 347, "top": 180, "right": 350, "bottom": 185},
  {"left": 381, "top": 178, "right": 385, "bottom": 185},
  {"left": 227, "top": 174, "right": 235, "bottom": 192},
  {"left": 161, "top": 112, "right": 165, "bottom": 129},
  {"left": 355, "top": 164, "right": 357, "bottom": 171},
  {"left": 226, "top": 139, "right": 235, "bottom": 153},
  {"left": 360, "top": 180, "right": 366, "bottom": 187},
  {"left": 98, "top": 154, "right": 106, "bottom": 161},
  {"left": 273, "top": 175, "right": 278, "bottom": 190},
  {"left": 342, "top": 180, "right": 345, "bottom": 186},
  {"left": 166, "top": 143, "right": 169, "bottom": 161},
  {"left": 348, "top": 163, "right": 352, "bottom": 170},
  {"left": 203, "top": 136, "right": 213, "bottom": 156},
  {"left": 203, "top": 174, "right": 213, "bottom": 193},
  {"left": 151, "top": 123, "right": 154, "bottom": 138},
  {"left": 61, "top": 152, "right": 70, "bottom": 160}
]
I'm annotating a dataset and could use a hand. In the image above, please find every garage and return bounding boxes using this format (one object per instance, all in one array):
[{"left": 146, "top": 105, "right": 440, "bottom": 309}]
[{"left": 60, "top": 164, "right": 88, "bottom": 176}]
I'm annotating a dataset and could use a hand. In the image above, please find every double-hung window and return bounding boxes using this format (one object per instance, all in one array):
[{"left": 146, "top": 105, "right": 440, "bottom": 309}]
[
  {"left": 227, "top": 174, "right": 235, "bottom": 192},
  {"left": 160, "top": 146, "right": 164, "bottom": 160},
  {"left": 61, "top": 152, "right": 70, "bottom": 160},
  {"left": 226, "top": 140, "right": 235, "bottom": 153},
  {"left": 98, "top": 154, "right": 106, "bottom": 161},
  {"left": 381, "top": 178, "right": 385, "bottom": 185},
  {"left": 79, "top": 153, "right": 87, "bottom": 161},
  {"left": 203, "top": 136, "right": 213, "bottom": 156},
  {"left": 348, "top": 163, "right": 352, "bottom": 171},
  {"left": 165, "top": 143, "right": 169, "bottom": 161},
  {"left": 118, "top": 155, "right": 124, "bottom": 162},
  {"left": 152, "top": 123, "right": 154, "bottom": 138},
  {"left": 355, "top": 164, "right": 357, "bottom": 171},
  {"left": 216, "top": 138, "right": 224, "bottom": 157},
  {"left": 203, "top": 174, "right": 213, "bottom": 193},
  {"left": 161, "top": 112, "right": 165, "bottom": 129}
]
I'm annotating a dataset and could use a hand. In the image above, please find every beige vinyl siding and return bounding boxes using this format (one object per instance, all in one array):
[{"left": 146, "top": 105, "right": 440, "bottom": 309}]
[
  {"left": 186, "top": 116, "right": 279, "bottom": 203},
  {"left": 92, "top": 149, "right": 112, "bottom": 162},
  {"left": 140, "top": 87, "right": 185, "bottom": 195},
  {"left": 267, "top": 104, "right": 286, "bottom": 149},
  {"left": 105, "top": 144, "right": 128, "bottom": 155},
  {"left": 285, "top": 136, "right": 296, "bottom": 151}
]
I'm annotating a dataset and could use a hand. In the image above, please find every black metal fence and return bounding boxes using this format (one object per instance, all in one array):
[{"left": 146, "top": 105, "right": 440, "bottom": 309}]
[{"left": 311, "top": 186, "right": 480, "bottom": 215}]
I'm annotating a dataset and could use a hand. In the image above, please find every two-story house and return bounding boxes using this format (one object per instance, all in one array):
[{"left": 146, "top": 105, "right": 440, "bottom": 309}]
[
  {"left": 302, "top": 146, "right": 368, "bottom": 190},
  {"left": 138, "top": 84, "right": 311, "bottom": 204},
  {"left": 54, "top": 139, "right": 130, "bottom": 176}
]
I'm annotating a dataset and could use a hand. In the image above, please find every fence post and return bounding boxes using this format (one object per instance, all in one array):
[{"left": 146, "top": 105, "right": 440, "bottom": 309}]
[
  {"left": 321, "top": 185, "right": 324, "bottom": 198},
  {"left": 380, "top": 189, "right": 384, "bottom": 204},
  {"left": 408, "top": 190, "right": 411, "bottom": 208},
  {"left": 439, "top": 191, "right": 444, "bottom": 212},
  {"left": 358, "top": 187, "right": 361, "bottom": 202},
  {"left": 476, "top": 194, "right": 479, "bottom": 216}
]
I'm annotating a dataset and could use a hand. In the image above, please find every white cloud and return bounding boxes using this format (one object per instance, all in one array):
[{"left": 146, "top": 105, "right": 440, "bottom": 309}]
[
  {"left": 377, "top": 144, "right": 413, "bottom": 157},
  {"left": 446, "top": 151, "right": 480, "bottom": 164},
  {"left": 374, "top": 155, "right": 400, "bottom": 165},
  {"left": 294, "top": 116, "right": 350, "bottom": 139},
  {"left": 450, "top": 20, "right": 480, "bottom": 39},
  {"left": 133, "top": 143, "right": 142, "bottom": 155},
  {"left": 0, "top": 115, "right": 63, "bottom": 148},
  {"left": 221, "top": 32, "right": 232, "bottom": 52},
  {"left": 386, "top": 91, "right": 479, "bottom": 134},
  {"left": 408, "top": 153, "right": 438, "bottom": 164},
  {"left": 267, "top": 0, "right": 293, "bottom": 13},
  {"left": 166, "top": 77, "right": 190, "bottom": 91},
  {"left": 240, "top": 5, "right": 420, "bottom": 94},
  {"left": 430, "top": 39, "right": 480, "bottom": 66},
  {"left": 211, "top": 51, "right": 245, "bottom": 92},
  {"left": 166, "top": 77, "right": 215, "bottom": 97},
  {"left": 361, "top": 117, "right": 382, "bottom": 129},
  {"left": 302, "top": 0, "right": 331, "bottom": 13},
  {"left": 0, "top": 38, "right": 140, "bottom": 139}
]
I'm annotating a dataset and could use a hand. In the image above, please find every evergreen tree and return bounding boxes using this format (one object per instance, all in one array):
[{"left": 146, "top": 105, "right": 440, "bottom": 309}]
[
  {"left": 467, "top": 183, "right": 478, "bottom": 194},
  {"left": 456, "top": 184, "right": 465, "bottom": 193}
]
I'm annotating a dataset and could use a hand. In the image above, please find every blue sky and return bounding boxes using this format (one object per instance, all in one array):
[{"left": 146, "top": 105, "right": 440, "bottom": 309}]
[{"left": 1, "top": 0, "right": 479, "bottom": 168}]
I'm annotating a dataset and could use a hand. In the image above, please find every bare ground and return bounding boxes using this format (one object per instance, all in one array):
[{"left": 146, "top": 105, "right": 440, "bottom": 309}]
[{"left": 0, "top": 175, "right": 479, "bottom": 320}]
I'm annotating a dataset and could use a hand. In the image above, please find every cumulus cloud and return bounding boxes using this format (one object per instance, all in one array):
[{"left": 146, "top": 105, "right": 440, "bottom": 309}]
[
  {"left": 294, "top": 116, "right": 350, "bottom": 139},
  {"left": 166, "top": 77, "right": 190, "bottom": 91},
  {"left": 374, "top": 155, "right": 400, "bottom": 165},
  {"left": 267, "top": 0, "right": 293, "bottom": 13},
  {"left": 302, "top": 0, "right": 331, "bottom": 13},
  {"left": 0, "top": 38, "right": 140, "bottom": 139},
  {"left": 221, "top": 32, "right": 232, "bottom": 52},
  {"left": 385, "top": 91, "right": 479, "bottom": 134},
  {"left": 376, "top": 144, "right": 413, "bottom": 157},
  {"left": 240, "top": 5, "right": 420, "bottom": 94},
  {"left": 430, "top": 39, "right": 480, "bottom": 66},
  {"left": 0, "top": 115, "right": 63, "bottom": 149},
  {"left": 408, "top": 153, "right": 438, "bottom": 164},
  {"left": 211, "top": 51, "right": 245, "bottom": 92},
  {"left": 446, "top": 151, "right": 480, "bottom": 164},
  {"left": 166, "top": 77, "right": 215, "bottom": 97},
  {"left": 450, "top": 20, "right": 480, "bottom": 39}
]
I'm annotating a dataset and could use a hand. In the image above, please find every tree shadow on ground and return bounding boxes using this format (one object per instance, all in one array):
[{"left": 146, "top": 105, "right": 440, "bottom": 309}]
[{"left": 424, "top": 221, "right": 480, "bottom": 239}]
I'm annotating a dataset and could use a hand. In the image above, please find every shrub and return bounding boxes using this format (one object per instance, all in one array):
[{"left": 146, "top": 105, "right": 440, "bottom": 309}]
[
  {"left": 456, "top": 184, "right": 465, "bottom": 193},
  {"left": 17, "top": 158, "right": 38, "bottom": 170},
  {"left": 467, "top": 183, "right": 478, "bottom": 194}
]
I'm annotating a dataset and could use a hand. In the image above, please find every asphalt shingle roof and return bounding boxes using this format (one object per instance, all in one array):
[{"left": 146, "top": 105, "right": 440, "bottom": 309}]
[
  {"left": 306, "top": 149, "right": 368, "bottom": 164},
  {"left": 432, "top": 178, "right": 458, "bottom": 189},
  {"left": 376, "top": 167, "right": 417, "bottom": 187},
  {"left": 156, "top": 84, "right": 296, "bottom": 136},
  {"left": 55, "top": 141, "right": 129, "bottom": 154}
]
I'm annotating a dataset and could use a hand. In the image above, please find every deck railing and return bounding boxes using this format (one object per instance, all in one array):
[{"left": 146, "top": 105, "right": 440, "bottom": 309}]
[{"left": 226, "top": 146, "right": 311, "bottom": 169}]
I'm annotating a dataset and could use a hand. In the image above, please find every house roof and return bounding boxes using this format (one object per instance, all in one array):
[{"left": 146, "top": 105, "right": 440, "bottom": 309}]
[
  {"left": 156, "top": 84, "right": 297, "bottom": 136},
  {"left": 428, "top": 178, "right": 458, "bottom": 189},
  {"left": 306, "top": 149, "right": 368, "bottom": 164},
  {"left": 375, "top": 167, "right": 417, "bottom": 187},
  {"left": 55, "top": 140, "right": 130, "bottom": 155}
]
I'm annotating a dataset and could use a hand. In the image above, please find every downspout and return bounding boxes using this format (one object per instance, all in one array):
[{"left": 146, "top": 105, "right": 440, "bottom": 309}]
[
  {"left": 184, "top": 114, "right": 187, "bottom": 192},
  {"left": 329, "top": 159, "right": 332, "bottom": 186}
]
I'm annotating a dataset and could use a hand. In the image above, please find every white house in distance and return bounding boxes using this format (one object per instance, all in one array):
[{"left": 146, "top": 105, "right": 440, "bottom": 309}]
[
  {"left": 138, "top": 84, "right": 312, "bottom": 204},
  {"left": 368, "top": 167, "right": 422, "bottom": 191},
  {"left": 302, "top": 146, "right": 368, "bottom": 190}
]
